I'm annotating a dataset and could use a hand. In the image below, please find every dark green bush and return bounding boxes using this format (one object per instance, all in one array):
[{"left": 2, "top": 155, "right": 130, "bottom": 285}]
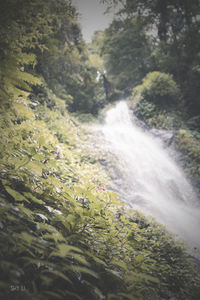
[{"left": 133, "top": 72, "right": 180, "bottom": 107}]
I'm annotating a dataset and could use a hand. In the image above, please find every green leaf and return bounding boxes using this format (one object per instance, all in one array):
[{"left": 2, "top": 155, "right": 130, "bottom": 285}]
[
  {"left": 5, "top": 186, "right": 26, "bottom": 202},
  {"left": 36, "top": 223, "right": 58, "bottom": 233},
  {"left": 39, "top": 275, "right": 54, "bottom": 286},
  {"left": 26, "top": 160, "right": 48, "bottom": 176},
  {"left": 16, "top": 155, "right": 31, "bottom": 169},
  {"left": 48, "top": 161, "right": 57, "bottom": 168},
  {"left": 18, "top": 205, "right": 34, "bottom": 218},
  {"left": 43, "top": 232, "right": 65, "bottom": 242},
  {"left": 110, "top": 259, "right": 127, "bottom": 270},
  {"left": 135, "top": 254, "right": 145, "bottom": 264},
  {"left": 28, "top": 146, "right": 37, "bottom": 156},
  {"left": 42, "top": 269, "right": 72, "bottom": 284},
  {"left": 33, "top": 154, "right": 45, "bottom": 161},
  {"left": 23, "top": 192, "right": 45, "bottom": 205},
  {"left": 21, "top": 232, "right": 33, "bottom": 244},
  {"left": 85, "top": 251, "right": 107, "bottom": 267},
  {"left": 38, "top": 136, "right": 46, "bottom": 147},
  {"left": 72, "top": 266, "right": 98, "bottom": 279},
  {"left": 71, "top": 253, "right": 90, "bottom": 267},
  {"left": 126, "top": 272, "right": 160, "bottom": 284},
  {"left": 50, "top": 244, "right": 83, "bottom": 258}
]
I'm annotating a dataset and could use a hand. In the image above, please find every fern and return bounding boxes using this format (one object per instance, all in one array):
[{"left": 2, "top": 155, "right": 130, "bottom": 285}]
[
  {"left": 0, "top": 52, "right": 41, "bottom": 101},
  {"left": 17, "top": 52, "right": 37, "bottom": 67}
]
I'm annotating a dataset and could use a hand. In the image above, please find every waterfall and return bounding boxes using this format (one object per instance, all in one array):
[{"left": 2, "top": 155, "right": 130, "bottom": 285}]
[{"left": 98, "top": 101, "right": 200, "bottom": 249}]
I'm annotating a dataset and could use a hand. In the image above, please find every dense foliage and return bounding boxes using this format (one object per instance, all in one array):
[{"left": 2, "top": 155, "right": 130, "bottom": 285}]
[
  {"left": 101, "top": 18, "right": 151, "bottom": 95},
  {"left": 133, "top": 72, "right": 180, "bottom": 107},
  {"left": 1, "top": 88, "right": 200, "bottom": 300},
  {"left": 1, "top": 1, "right": 200, "bottom": 299},
  {"left": 0, "top": 0, "right": 48, "bottom": 101},
  {"left": 0, "top": 0, "right": 105, "bottom": 114},
  {"left": 101, "top": 0, "right": 200, "bottom": 115}
]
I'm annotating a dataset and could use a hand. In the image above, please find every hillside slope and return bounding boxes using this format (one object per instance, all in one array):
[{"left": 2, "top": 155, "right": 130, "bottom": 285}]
[{"left": 0, "top": 89, "right": 200, "bottom": 300}]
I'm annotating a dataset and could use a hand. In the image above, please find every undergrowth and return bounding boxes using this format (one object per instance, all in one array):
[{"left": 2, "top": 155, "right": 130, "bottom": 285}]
[{"left": 0, "top": 91, "right": 200, "bottom": 300}]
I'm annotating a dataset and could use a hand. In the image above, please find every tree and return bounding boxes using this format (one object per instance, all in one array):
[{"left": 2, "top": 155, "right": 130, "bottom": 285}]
[
  {"left": 101, "top": 18, "right": 152, "bottom": 95},
  {"left": 101, "top": 0, "right": 200, "bottom": 114},
  {"left": 0, "top": 0, "right": 102, "bottom": 114},
  {"left": 0, "top": 0, "right": 53, "bottom": 101}
]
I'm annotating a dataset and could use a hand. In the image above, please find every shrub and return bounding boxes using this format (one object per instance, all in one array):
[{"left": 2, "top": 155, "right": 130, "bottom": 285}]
[{"left": 133, "top": 71, "right": 180, "bottom": 107}]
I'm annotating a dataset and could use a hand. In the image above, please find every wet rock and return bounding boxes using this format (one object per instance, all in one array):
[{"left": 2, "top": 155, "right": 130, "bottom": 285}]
[{"left": 151, "top": 128, "right": 176, "bottom": 147}]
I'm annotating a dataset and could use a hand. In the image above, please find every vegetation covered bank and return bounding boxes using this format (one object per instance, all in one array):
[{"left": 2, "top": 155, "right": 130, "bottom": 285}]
[{"left": 0, "top": 1, "right": 200, "bottom": 300}]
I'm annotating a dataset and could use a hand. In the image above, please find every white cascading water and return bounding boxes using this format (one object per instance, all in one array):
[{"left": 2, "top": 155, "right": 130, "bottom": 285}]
[{"left": 100, "top": 101, "right": 200, "bottom": 249}]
